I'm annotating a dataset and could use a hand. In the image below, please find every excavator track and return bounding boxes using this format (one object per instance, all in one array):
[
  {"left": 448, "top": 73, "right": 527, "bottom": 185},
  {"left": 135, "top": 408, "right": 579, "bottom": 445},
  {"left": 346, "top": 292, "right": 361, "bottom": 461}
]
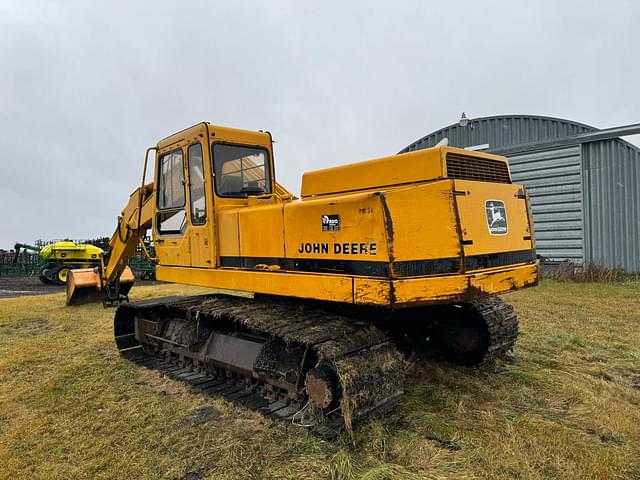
[
  {"left": 472, "top": 296, "right": 519, "bottom": 362},
  {"left": 114, "top": 295, "right": 405, "bottom": 437},
  {"left": 114, "top": 294, "right": 517, "bottom": 436},
  {"left": 380, "top": 296, "right": 519, "bottom": 366},
  {"left": 419, "top": 296, "right": 518, "bottom": 365}
]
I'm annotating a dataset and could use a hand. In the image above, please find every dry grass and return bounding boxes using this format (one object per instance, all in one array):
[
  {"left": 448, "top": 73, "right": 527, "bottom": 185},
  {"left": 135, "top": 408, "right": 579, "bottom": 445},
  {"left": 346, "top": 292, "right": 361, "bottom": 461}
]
[
  {"left": 555, "top": 262, "right": 627, "bottom": 283},
  {"left": 0, "top": 280, "right": 639, "bottom": 479}
]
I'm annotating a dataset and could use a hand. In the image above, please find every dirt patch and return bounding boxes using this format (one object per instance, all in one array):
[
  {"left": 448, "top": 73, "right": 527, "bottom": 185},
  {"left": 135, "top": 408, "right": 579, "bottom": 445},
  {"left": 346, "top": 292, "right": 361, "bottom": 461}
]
[
  {"left": 180, "top": 471, "right": 207, "bottom": 480},
  {"left": 0, "top": 276, "right": 162, "bottom": 299},
  {"left": 593, "top": 367, "right": 640, "bottom": 390},
  {"left": 585, "top": 428, "right": 625, "bottom": 446},
  {"left": 0, "top": 276, "right": 63, "bottom": 298},
  {"left": 94, "top": 346, "right": 118, "bottom": 361},
  {"left": 17, "top": 318, "right": 50, "bottom": 335},
  {"left": 185, "top": 405, "right": 222, "bottom": 426},
  {"left": 0, "top": 318, "right": 50, "bottom": 336}
]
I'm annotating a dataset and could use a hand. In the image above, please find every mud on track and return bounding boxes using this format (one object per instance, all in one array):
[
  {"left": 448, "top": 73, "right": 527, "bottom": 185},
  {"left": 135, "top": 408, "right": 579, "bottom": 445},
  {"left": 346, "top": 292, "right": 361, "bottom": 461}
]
[{"left": 0, "top": 276, "right": 64, "bottom": 298}]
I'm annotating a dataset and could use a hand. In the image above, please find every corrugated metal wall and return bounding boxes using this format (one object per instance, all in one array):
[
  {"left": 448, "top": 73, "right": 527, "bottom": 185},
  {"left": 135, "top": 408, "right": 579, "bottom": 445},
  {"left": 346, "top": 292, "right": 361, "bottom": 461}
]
[
  {"left": 509, "top": 147, "right": 584, "bottom": 262},
  {"left": 582, "top": 140, "right": 640, "bottom": 271},
  {"left": 402, "top": 115, "right": 640, "bottom": 272}
]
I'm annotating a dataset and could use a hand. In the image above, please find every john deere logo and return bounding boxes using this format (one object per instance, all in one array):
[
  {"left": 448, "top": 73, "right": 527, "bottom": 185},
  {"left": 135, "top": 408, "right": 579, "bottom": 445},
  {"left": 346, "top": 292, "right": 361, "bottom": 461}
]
[
  {"left": 485, "top": 200, "right": 507, "bottom": 235},
  {"left": 321, "top": 214, "right": 340, "bottom": 231}
]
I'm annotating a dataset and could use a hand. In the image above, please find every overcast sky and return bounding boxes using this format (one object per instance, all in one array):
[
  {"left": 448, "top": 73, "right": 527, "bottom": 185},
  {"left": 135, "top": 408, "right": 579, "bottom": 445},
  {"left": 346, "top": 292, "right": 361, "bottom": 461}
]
[{"left": 1, "top": 0, "right": 638, "bottom": 249}]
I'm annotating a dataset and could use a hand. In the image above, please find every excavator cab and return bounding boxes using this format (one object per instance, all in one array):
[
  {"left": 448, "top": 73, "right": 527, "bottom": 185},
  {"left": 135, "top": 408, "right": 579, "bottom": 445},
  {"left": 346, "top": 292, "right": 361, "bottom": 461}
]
[{"left": 66, "top": 123, "right": 281, "bottom": 305}]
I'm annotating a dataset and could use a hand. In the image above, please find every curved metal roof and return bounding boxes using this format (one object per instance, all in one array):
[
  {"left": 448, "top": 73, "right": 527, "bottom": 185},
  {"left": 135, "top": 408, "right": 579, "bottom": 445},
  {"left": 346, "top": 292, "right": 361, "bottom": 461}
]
[{"left": 399, "top": 114, "right": 640, "bottom": 154}]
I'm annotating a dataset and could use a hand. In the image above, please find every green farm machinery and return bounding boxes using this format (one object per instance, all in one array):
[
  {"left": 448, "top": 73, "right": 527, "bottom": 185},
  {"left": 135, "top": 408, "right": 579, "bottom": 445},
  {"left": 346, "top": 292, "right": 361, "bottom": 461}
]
[
  {"left": 2, "top": 238, "right": 156, "bottom": 284},
  {"left": 12, "top": 241, "right": 104, "bottom": 285}
]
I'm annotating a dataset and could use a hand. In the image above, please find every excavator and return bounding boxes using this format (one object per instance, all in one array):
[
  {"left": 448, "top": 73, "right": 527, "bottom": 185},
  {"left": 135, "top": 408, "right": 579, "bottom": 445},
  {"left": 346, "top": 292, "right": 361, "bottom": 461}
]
[{"left": 66, "top": 122, "right": 538, "bottom": 435}]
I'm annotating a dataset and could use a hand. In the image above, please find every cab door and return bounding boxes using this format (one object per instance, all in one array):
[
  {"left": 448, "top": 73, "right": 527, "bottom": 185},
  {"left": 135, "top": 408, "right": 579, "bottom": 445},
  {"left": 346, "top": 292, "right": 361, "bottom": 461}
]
[
  {"left": 154, "top": 147, "right": 190, "bottom": 266},
  {"left": 186, "top": 142, "right": 214, "bottom": 267}
]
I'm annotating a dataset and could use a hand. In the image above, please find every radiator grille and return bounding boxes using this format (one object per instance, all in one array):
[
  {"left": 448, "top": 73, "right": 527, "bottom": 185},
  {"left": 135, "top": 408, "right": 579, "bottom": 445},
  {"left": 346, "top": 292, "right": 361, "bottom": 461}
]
[{"left": 446, "top": 153, "right": 511, "bottom": 184}]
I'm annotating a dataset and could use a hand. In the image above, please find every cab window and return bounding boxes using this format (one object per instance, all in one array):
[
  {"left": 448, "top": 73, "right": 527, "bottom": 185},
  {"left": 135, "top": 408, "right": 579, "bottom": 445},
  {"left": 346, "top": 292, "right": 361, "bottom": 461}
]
[
  {"left": 212, "top": 144, "right": 271, "bottom": 197},
  {"left": 188, "top": 143, "right": 206, "bottom": 225},
  {"left": 157, "top": 149, "right": 186, "bottom": 234}
]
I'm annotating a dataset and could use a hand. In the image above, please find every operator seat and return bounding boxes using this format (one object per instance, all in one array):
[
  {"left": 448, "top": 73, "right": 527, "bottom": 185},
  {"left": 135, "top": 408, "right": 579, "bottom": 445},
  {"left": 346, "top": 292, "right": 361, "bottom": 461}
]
[{"left": 220, "top": 175, "right": 243, "bottom": 195}]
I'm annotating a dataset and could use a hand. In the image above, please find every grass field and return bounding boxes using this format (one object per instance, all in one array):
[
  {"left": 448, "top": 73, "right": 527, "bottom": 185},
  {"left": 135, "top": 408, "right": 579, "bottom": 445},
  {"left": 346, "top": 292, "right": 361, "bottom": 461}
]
[{"left": 1, "top": 280, "right": 639, "bottom": 479}]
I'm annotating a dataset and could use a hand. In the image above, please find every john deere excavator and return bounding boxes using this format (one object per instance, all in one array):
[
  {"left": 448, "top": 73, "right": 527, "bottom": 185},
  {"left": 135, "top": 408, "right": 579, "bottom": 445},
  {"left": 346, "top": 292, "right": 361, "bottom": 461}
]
[{"left": 67, "top": 122, "right": 538, "bottom": 435}]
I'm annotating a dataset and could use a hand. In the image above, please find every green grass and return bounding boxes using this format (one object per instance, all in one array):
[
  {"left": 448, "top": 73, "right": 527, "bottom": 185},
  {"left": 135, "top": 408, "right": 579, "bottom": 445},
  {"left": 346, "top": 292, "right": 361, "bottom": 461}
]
[{"left": 0, "top": 280, "right": 639, "bottom": 479}]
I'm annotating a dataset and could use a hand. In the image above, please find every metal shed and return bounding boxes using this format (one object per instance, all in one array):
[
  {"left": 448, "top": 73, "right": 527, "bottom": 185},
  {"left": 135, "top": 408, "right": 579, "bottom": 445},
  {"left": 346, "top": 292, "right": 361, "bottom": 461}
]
[{"left": 400, "top": 115, "right": 640, "bottom": 272}]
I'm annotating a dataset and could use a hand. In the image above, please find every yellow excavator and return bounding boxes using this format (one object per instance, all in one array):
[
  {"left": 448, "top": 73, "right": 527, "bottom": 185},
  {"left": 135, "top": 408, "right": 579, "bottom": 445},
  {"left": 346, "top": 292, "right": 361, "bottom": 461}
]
[{"left": 67, "top": 122, "right": 538, "bottom": 435}]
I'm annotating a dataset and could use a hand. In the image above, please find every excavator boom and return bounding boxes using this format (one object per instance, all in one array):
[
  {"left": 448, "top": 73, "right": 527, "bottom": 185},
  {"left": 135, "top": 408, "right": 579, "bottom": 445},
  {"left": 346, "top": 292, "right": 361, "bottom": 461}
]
[{"left": 66, "top": 183, "right": 155, "bottom": 305}]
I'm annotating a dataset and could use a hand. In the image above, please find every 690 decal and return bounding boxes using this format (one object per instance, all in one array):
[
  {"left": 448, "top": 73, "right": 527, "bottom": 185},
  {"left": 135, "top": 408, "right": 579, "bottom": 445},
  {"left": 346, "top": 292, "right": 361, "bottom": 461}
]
[{"left": 321, "top": 214, "right": 340, "bottom": 231}]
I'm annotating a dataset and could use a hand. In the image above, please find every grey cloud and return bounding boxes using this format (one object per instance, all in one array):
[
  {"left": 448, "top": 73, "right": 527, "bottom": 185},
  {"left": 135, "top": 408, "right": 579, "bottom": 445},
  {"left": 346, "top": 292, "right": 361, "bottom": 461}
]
[{"left": 1, "top": 0, "right": 638, "bottom": 247}]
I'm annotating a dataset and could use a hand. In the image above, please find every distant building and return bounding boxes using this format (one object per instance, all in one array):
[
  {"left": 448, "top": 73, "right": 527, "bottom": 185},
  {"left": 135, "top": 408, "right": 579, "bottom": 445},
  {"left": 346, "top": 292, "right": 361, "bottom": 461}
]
[{"left": 401, "top": 115, "right": 640, "bottom": 272}]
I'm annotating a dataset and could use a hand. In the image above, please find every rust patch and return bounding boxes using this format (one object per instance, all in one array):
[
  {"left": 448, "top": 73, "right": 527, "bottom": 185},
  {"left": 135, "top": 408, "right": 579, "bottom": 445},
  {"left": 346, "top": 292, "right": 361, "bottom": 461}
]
[
  {"left": 449, "top": 186, "right": 466, "bottom": 273},
  {"left": 376, "top": 192, "right": 395, "bottom": 262},
  {"left": 376, "top": 192, "right": 396, "bottom": 304}
]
